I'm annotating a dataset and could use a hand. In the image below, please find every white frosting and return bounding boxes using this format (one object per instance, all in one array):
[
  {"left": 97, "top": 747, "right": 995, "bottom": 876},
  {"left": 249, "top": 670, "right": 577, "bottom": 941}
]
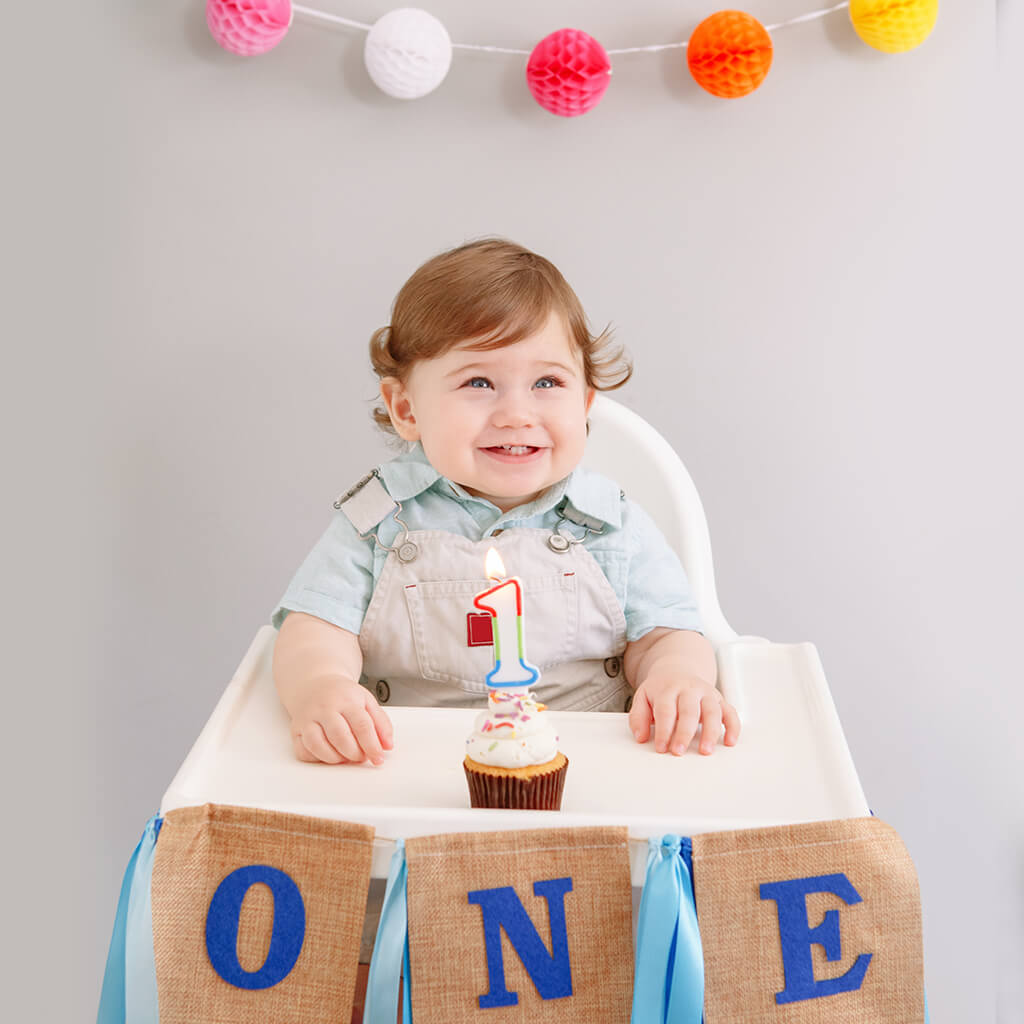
[{"left": 465, "top": 689, "right": 559, "bottom": 768}]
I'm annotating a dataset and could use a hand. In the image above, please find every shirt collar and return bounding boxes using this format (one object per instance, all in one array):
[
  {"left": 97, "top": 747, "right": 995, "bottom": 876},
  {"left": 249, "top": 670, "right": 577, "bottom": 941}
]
[
  {"left": 375, "top": 443, "right": 443, "bottom": 502},
  {"left": 376, "top": 442, "right": 622, "bottom": 529},
  {"left": 561, "top": 466, "right": 623, "bottom": 529}
]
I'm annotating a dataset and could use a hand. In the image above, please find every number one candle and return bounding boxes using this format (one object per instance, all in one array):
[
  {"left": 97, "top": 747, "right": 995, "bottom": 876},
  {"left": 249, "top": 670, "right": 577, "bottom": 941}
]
[{"left": 473, "top": 548, "right": 540, "bottom": 689}]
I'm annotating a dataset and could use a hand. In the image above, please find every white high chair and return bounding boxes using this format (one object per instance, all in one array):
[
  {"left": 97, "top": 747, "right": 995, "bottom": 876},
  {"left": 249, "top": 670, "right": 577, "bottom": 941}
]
[
  {"left": 584, "top": 395, "right": 757, "bottom": 721},
  {"left": 585, "top": 395, "right": 736, "bottom": 651},
  {"left": 162, "top": 396, "right": 869, "bottom": 883}
]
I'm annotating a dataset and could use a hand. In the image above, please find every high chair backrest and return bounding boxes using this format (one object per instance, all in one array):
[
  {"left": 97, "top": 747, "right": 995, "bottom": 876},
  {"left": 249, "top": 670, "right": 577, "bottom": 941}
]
[{"left": 583, "top": 394, "right": 737, "bottom": 650}]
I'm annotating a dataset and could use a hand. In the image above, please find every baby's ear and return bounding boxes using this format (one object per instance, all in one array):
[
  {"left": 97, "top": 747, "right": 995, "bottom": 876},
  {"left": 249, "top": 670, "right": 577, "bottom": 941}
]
[
  {"left": 379, "top": 377, "right": 420, "bottom": 441},
  {"left": 584, "top": 387, "right": 596, "bottom": 415}
]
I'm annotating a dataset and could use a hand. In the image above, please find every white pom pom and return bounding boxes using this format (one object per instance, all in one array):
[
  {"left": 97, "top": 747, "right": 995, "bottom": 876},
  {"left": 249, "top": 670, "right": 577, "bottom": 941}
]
[{"left": 364, "top": 8, "right": 452, "bottom": 100}]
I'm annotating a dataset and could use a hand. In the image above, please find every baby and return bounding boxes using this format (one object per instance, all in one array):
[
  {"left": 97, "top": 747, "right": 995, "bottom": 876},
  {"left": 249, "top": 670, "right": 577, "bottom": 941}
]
[{"left": 272, "top": 238, "right": 739, "bottom": 765}]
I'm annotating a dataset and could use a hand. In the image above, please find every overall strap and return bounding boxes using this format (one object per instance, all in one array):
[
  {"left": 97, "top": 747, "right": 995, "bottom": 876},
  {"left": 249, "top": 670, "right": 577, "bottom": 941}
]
[
  {"left": 554, "top": 496, "right": 606, "bottom": 535},
  {"left": 333, "top": 470, "right": 419, "bottom": 564},
  {"left": 548, "top": 496, "right": 607, "bottom": 553},
  {"left": 333, "top": 470, "right": 399, "bottom": 535}
]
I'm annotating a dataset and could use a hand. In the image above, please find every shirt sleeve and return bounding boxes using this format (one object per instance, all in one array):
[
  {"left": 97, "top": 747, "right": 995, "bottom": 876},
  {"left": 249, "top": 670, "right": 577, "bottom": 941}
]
[
  {"left": 270, "top": 510, "right": 376, "bottom": 634},
  {"left": 621, "top": 498, "right": 703, "bottom": 642}
]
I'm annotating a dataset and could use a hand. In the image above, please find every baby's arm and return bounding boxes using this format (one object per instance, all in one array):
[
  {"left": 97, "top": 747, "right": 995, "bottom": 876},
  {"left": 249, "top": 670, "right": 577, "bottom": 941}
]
[
  {"left": 273, "top": 611, "right": 394, "bottom": 765},
  {"left": 624, "top": 627, "right": 740, "bottom": 756}
]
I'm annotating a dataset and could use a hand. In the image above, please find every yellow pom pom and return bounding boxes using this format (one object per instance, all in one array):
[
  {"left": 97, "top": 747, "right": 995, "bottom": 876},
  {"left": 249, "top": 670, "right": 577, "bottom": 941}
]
[{"left": 849, "top": 0, "right": 938, "bottom": 54}]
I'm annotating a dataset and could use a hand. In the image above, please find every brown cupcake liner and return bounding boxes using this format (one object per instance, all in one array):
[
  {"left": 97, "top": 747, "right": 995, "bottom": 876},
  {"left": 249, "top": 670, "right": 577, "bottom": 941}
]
[{"left": 464, "top": 756, "right": 568, "bottom": 810}]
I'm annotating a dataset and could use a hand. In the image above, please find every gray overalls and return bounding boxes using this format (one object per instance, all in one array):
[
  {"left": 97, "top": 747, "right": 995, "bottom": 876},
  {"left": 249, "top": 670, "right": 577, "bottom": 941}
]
[{"left": 335, "top": 471, "right": 633, "bottom": 714}]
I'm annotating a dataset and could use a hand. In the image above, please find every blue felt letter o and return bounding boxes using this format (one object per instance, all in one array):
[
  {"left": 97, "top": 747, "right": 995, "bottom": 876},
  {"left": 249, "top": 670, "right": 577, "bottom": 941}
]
[{"left": 205, "top": 865, "right": 306, "bottom": 990}]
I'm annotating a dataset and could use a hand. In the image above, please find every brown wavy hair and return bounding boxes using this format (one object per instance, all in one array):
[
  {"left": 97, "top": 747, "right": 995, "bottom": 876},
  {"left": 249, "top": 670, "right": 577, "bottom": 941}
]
[{"left": 369, "top": 238, "right": 632, "bottom": 434}]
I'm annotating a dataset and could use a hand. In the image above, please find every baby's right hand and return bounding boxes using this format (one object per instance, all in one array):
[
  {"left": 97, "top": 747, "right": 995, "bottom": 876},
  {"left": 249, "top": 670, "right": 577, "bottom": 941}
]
[{"left": 288, "top": 676, "right": 394, "bottom": 766}]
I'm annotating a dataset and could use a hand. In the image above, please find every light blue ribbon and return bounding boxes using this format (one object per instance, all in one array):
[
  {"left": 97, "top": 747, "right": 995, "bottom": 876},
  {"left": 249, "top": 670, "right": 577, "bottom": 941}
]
[
  {"left": 97, "top": 815, "right": 162, "bottom": 1024},
  {"left": 631, "top": 835, "right": 704, "bottom": 1024},
  {"left": 364, "top": 839, "right": 413, "bottom": 1024}
]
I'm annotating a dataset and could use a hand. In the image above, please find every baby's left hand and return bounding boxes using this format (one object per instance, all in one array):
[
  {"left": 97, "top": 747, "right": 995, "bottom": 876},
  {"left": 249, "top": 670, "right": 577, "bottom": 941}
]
[{"left": 628, "top": 671, "right": 740, "bottom": 756}]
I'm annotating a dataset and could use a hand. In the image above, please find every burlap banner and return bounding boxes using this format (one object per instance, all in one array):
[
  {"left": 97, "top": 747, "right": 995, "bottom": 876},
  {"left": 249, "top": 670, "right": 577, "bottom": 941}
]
[
  {"left": 691, "top": 817, "right": 925, "bottom": 1024},
  {"left": 405, "top": 826, "right": 633, "bottom": 1024},
  {"left": 150, "top": 804, "right": 374, "bottom": 1024},
  {"left": 100, "top": 811, "right": 925, "bottom": 1024}
]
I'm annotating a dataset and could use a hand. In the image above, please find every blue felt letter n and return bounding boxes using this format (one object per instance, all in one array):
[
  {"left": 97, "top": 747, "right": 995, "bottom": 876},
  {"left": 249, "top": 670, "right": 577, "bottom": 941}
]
[
  {"left": 759, "top": 872, "right": 873, "bottom": 1005},
  {"left": 467, "top": 877, "right": 574, "bottom": 1009}
]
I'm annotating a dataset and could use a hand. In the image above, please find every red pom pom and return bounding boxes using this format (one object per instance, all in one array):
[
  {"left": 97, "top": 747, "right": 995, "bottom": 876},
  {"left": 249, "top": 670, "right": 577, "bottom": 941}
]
[{"left": 526, "top": 29, "right": 611, "bottom": 117}]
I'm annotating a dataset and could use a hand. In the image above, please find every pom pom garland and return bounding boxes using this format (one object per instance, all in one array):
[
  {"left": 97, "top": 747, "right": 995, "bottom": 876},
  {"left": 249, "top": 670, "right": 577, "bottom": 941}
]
[
  {"left": 687, "top": 11, "right": 773, "bottom": 99},
  {"left": 526, "top": 29, "right": 612, "bottom": 117},
  {"left": 849, "top": 0, "right": 938, "bottom": 54},
  {"left": 207, "top": 0, "right": 292, "bottom": 57},
  {"left": 207, "top": 3, "right": 940, "bottom": 109},
  {"left": 364, "top": 8, "right": 453, "bottom": 99}
]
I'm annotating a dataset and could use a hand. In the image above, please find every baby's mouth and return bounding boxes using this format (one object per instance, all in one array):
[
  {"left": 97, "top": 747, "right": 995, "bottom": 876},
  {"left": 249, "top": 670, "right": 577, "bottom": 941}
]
[{"left": 480, "top": 445, "right": 545, "bottom": 461}]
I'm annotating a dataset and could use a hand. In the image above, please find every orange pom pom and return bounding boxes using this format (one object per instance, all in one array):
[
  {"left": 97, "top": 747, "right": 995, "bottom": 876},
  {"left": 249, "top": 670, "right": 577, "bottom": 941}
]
[{"left": 687, "top": 10, "right": 773, "bottom": 99}]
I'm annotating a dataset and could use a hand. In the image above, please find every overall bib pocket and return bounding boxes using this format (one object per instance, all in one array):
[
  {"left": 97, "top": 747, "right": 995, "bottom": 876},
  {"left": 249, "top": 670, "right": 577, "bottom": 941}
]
[{"left": 403, "top": 573, "right": 580, "bottom": 692}]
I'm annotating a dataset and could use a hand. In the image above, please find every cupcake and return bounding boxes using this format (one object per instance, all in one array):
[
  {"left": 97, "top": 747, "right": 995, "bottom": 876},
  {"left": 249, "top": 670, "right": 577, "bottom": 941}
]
[{"left": 464, "top": 689, "right": 568, "bottom": 810}]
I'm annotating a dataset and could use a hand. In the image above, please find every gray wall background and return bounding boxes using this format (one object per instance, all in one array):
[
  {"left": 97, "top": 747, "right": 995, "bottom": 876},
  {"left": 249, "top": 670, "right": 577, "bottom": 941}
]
[{"left": 7, "top": 1, "right": 1021, "bottom": 1019}]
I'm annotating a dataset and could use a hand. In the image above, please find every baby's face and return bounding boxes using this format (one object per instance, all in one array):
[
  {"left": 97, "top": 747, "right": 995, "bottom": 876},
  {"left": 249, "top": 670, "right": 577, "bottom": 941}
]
[{"left": 382, "top": 311, "right": 595, "bottom": 512}]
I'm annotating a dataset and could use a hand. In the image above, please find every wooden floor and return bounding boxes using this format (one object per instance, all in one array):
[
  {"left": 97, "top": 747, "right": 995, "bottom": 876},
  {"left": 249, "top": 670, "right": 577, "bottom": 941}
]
[
  {"left": 351, "top": 964, "right": 368, "bottom": 1024},
  {"left": 351, "top": 964, "right": 403, "bottom": 1024}
]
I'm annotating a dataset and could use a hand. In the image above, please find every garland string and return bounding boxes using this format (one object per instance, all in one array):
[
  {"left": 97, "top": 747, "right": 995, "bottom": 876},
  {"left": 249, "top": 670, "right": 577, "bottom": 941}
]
[{"left": 289, "top": 2, "right": 851, "bottom": 56}]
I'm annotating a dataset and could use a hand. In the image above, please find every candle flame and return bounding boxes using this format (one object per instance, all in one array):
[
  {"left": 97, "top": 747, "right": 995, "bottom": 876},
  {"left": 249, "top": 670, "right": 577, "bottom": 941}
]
[{"left": 485, "top": 547, "right": 506, "bottom": 580}]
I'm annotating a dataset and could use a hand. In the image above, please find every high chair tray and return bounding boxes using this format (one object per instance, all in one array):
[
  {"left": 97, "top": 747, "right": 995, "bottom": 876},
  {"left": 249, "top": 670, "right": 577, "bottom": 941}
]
[{"left": 162, "top": 627, "right": 869, "bottom": 884}]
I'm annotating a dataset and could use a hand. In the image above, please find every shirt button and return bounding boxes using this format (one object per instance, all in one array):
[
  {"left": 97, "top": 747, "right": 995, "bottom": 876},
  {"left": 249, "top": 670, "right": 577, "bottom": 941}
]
[
  {"left": 604, "top": 656, "right": 621, "bottom": 677},
  {"left": 375, "top": 680, "right": 390, "bottom": 704},
  {"left": 623, "top": 694, "right": 634, "bottom": 713}
]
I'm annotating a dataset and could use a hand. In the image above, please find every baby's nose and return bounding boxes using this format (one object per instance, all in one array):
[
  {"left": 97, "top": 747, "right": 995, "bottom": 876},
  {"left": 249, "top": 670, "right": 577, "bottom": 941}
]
[{"left": 492, "top": 393, "right": 535, "bottom": 428}]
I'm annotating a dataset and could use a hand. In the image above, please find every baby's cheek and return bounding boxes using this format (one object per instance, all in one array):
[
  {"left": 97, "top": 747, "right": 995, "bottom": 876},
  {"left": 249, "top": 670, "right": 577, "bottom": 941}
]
[{"left": 555, "top": 427, "right": 589, "bottom": 470}]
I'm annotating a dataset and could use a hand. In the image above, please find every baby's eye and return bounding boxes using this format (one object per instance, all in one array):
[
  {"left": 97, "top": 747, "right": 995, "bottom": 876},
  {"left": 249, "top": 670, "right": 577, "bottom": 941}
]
[
  {"left": 534, "top": 376, "right": 564, "bottom": 389},
  {"left": 464, "top": 377, "right": 493, "bottom": 389}
]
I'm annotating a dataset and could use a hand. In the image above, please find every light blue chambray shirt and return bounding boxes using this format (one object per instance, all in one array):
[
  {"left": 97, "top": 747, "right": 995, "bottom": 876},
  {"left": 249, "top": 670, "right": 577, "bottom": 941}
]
[{"left": 272, "top": 443, "right": 702, "bottom": 643}]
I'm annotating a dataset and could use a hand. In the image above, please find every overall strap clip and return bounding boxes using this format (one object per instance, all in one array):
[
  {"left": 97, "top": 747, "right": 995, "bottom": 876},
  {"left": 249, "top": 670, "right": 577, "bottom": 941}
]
[
  {"left": 548, "top": 498, "right": 605, "bottom": 553},
  {"left": 333, "top": 470, "right": 419, "bottom": 563}
]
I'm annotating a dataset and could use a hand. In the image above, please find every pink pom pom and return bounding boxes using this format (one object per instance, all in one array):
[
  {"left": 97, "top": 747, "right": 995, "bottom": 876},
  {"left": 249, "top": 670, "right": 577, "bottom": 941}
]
[
  {"left": 207, "top": 0, "right": 292, "bottom": 57},
  {"left": 526, "top": 28, "right": 611, "bottom": 117}
]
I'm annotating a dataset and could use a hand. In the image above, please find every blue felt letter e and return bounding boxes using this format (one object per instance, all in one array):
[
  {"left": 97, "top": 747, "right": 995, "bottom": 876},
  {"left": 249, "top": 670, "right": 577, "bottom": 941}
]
[
  {"left": 467, "top": 877, "right": 574, "bottom": 1008},
  {"left": 759, "top": 872, "right": 872, "bottom": 1005}
]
